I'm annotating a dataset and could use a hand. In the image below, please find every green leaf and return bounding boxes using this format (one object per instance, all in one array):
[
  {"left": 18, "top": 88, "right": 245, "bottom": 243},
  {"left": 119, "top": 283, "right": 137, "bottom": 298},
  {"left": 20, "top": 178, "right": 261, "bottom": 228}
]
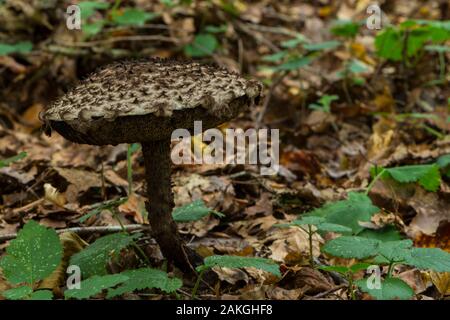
[
  {"left": 70, "top": 233, "right": 140, "bottom": 278},
  {"left": 308, "top": 192, "right": 380, "bottom": 234},
  {"left": 0, "top": 151, "right": 27, "bottom": 168},
  {"left": 347, "top": 59, "right": 369, "bottom": 74},
  {"left": 172, "top": 200, "right": 223, "bottom": 222},
  {"left": 378, "top": 240, "right": 413, "bottom": 262},
  {"left": 65, "top": 274, "right": 128, "bottom": 300},
  {"left": 78, "top": 1, "right": 110, "bottom": 20},
  {"left": 281, "top": 35, "right": 307, "bottom": 48},
  {"left": 331, "top": 20, "right": 360, "bottom": 38},
  {"left": 375, "top": 27, "right": 403, "bottom": 61},
  {"left": 292, "top": 216, "right": 326, "bottom": 226},
  {"left": 317, "top": 223, "right": 353, "bottom": 233},
  {"left": 184, "top": 33, "right": 218, "bottom": 57},
  {"left": 303, "top": 40, "right": 341, "bottom": 51},
  {"left": 1, "top": 286, "right": 32, "bottom": 300},
  {"left": 111, "top": 8, "right": 158, "bottom": 26},
  {"left": 0, "top": 221, "right": 62, "bottom": 285},
  {"left": 29, "top": 290, "right": 53, "bottom": 300},
  {"left": 0, "top": 42, "right": 32, "bottom": 56},
  {"left": 273, "top": 56, "right": 313, "bottom": 71},
  {"left": 405, "top": 248, "right": 450, "bottom": 272},
  {"left": 318, "top": 265, "right": 349, "bottom": 274},
  {"left": 107, "top": 268, "right": 182, "bottom": 298},
  {"left": 350, "top": 263, "right": 372, "bottom": 273},
  {"left": 322, "top": 236, "right": 380, "bottom": 259},
  {"left": 262, "top": 51, "right": 289, "bottom": 62},
  {"left": 82, "top": 20, "right": 105, "bottom": 37},
  {"left": 384, "top": 164, "right": 441, "bottom": 192},
  {"left": 359, "top": 225, "right": 403, "bottom": 242},
  {"left": 357, "top": 277, "right": 414, "bottom": 300},
  {"left": 198, "top": 255, "right": 281, "bottom": 277}
]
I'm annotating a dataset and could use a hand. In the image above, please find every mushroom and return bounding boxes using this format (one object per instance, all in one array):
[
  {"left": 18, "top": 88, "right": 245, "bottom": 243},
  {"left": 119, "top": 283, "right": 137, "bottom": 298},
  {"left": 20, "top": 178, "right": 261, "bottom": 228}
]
[{"left": 41, "top": 58, "right": 262, "bottom": 273}]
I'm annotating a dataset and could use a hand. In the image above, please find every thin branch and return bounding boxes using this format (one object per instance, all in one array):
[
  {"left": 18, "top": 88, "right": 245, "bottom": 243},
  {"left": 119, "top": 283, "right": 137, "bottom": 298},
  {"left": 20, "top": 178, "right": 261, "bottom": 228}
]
[{"left": 0, "top": 224, "right": 151, "bottom": 243}]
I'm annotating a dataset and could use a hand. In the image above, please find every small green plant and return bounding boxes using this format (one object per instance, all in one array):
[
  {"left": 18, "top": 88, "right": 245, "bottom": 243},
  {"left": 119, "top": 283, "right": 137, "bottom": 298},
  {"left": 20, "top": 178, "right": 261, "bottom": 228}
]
[
  {"left": 322, "top": 236, "right": 450, "bottom": 300},
  {"left": 276, "top": 216, "right": 351, "bottom": 267},
  {"left": 375, "top": 20, "right": 450, "bottom": 66},
  {"left": 184, "top": 24, "right": 227, "bottom": 58},
  {"left": 77, "top": 1, "right": 158, "bottom": 37},
  {"left": 64, "top": 268, "right": 182, "bottom": 299},
  {"left": 0, "top": 42, "right": 33, "bottom": 56},
  {"left": 308, "top": 95, "right": 339, "bottom": 113},
  {"left": 172, "top": 199, "right": 224, "bottom": 222},
  {"left": 0, "top": 151, "right": 27, "bottom": 168},
  {"left": 192, "top": 255, "right": 281, "bottom": 298},
  {"left": 319, "top": 263, "right": 371, "bottom": 300},
  {"left": 0, "top": 221, "right": 62, "bottom": 300}
]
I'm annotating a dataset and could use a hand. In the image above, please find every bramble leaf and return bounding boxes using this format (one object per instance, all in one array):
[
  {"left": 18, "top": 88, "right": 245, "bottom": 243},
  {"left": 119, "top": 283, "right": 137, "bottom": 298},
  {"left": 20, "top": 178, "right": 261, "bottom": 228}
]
[{"left": 0, "top": 221, "right": 62, "bottom": 285}]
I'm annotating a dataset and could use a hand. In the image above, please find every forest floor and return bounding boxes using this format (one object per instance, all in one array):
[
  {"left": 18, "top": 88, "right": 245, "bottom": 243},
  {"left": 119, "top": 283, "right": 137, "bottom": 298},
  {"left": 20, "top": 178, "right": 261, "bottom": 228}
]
[{"left": 0, "top": 0, "right": 449, "bottom": 300}]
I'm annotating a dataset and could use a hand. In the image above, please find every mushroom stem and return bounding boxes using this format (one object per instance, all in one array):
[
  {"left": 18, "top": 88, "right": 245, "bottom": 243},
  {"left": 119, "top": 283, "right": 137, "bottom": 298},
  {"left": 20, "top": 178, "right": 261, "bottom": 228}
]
[{"left": 142, "top": 139, "right": 202, "bottom": 274}]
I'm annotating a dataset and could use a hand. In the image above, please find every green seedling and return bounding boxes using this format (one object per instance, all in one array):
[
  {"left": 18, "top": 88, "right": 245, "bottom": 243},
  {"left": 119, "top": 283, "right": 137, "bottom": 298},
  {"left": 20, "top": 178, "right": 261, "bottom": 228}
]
[{"left": 276, "top": 216, "right": 351, "bottom": 267}]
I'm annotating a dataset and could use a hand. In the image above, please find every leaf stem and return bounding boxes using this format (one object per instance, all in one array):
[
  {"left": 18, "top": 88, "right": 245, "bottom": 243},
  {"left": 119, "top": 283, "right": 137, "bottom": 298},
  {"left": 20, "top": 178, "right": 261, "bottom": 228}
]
[
  {"left": 365, "top": 168, "right": 386, "bottom": 195},
  {"left": 191, "top": 269, "right": 206, "bottom": 299}
]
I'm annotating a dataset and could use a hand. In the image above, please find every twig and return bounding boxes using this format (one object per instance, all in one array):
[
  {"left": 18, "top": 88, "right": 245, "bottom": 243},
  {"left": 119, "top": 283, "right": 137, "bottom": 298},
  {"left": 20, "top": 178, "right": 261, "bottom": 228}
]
[
  {"left": 0, "top": 224, "right": 151, "bottom": 242},
  {"left": 310, "top": 284, "right": 347, "bottom": 299},
  {"left": 55, "top": 35, "right": 179, "bottom": 48}
]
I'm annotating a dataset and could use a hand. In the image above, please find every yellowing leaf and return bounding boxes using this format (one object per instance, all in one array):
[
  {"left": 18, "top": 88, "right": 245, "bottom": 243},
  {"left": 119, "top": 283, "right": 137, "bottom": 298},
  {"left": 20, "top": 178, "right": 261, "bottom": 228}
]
[
  {"left": 44, "top": 183, "right": 66, "bottom": 207},
  {"left": 430, "top": 271, "right": 450, "bottom": 296}
]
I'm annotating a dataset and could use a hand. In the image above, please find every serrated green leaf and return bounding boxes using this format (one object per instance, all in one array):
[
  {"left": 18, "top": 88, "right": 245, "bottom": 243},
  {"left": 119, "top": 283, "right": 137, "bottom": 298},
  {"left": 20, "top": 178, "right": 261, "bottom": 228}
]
[
  {"left": 0, "top": 151, "right": 27, "bottom": 168},
  {"left": 303, "top": 40, "right": 341, "bottom": 51},
  {"left": 317, "top": 223, "right": 353, "bottom": 233},
  {"left": 356, "top": 277, "right": 414, "bottom": 300},
  {"left": 29, "top": 290, "right": 53, "bottom": 300},
  {"left": 405, "top": 248, "right": 450, "bottom": 272},
  {"left": 384, "top": 164, "right": 441, "bottom": 192},
  {"left": 359, "top": 225, "right": 403, "bottom": 242},
  {"left": 378, "top": 240, "right": 413, "bottom": 262},
  {"left": 70, "top": 233, "right": 140, "bottom": 278},
  {"left": 111, "top": 8, "right": 158, "bottom": 26},
  {"left": 107, "top": 268, "right": 182, "bottom": 298},
  {"left": 0, "top": 221, "right": 62, "bottom": 285},
  {"left": 322, "top": 236, "right": 380, "bottom": 259},
  {"left": 375, "top": 27, "right": 403, "bottom": 61},
  {"left": 292, "top": 216, "right": 326, "bottom": 226},
  {"left": 0, "top": 42, "right": 33, "bottom": 56},
  {"left": 65, "top": 274, "right": 128, "bottom": 300},
  {"left": 350, "top": 263, "right": 372, "bottom": 273},
  {"left": 1, "top": 286, "right": 32, "bottom": 300},
  {"left": 199, "top": 255, "right": 281, "bottom": 277},
  {"left": 308, "top": 192, "right": 380, "bottom": 234},
  {"left": 184, "top": 33, "right": 218, "bottom": 57},
  {"left": 172, "top": 200, "right": 223, "bottom": 222}
]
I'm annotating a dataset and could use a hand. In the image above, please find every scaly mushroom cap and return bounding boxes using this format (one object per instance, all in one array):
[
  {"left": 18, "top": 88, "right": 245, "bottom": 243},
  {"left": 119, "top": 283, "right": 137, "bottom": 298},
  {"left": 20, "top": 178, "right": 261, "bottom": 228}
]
[{"left": 42, "top": 59, "right": 262, "bottom": 145}]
